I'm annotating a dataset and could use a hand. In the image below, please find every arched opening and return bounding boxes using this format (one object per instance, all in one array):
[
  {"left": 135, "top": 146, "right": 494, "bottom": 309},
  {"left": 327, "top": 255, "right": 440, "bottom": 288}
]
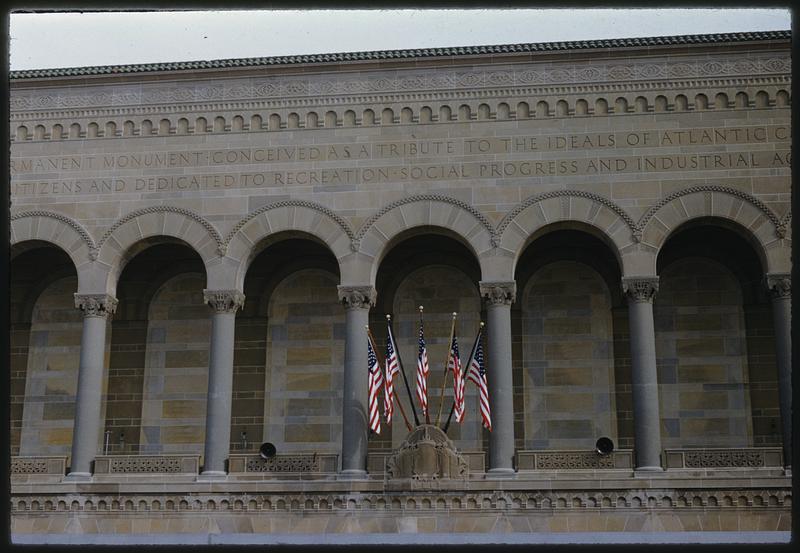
[
  {"left": 514, "top": 226, "right": 627, "bottom": 451},
  {"left": 655, "top": 221, "right": 779, "bottom": 449},
  {"left": 10, "top": 244, "right": 80, "bottom": 458},
  {"left": 239, "top": 235, "right": 342, "bottom": 457},
  {"left": 107, "top": 241, "right": 207, "bottom": 455},
  {"left": 371, "top": 231, "right": 484, "bottom": 453}
]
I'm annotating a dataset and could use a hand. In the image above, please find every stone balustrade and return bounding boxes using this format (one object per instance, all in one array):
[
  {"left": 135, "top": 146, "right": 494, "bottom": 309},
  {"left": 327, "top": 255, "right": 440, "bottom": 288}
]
[
  {"left": 92, "top": 455, "right": 201, "bottom": 474},
  {"left": 664, "top": 448, "right": 783, "bottom": 470},
  {"left": 516, "top": 450, "right": 634, "bottom": 471},
  {"left": 228, "top": 453, "right": 339, "bottom": 475}
]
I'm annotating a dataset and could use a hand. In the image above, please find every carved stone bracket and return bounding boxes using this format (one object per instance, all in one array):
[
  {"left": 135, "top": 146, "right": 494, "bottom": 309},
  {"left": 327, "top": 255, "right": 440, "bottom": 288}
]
[
  {"left": 386, "top": 425, "right": 468, "bottom": 482},
  {"left": 621, "top": 277, "right": 659, "bottom": 303},
  {"left": 479, "top": 281, "right": 517, "bottom": 306},
  {"left": 74, "top": 294, "right": 118, "bottom": 319},
  {"left": 337, "top": 285, "right": 377, "bottom": 310},
  {"left": 766, "top": 273, "right": 791, "bottom": 299},
  {"left": 203, "top": 289, "right": 245, "bottom": 314}
]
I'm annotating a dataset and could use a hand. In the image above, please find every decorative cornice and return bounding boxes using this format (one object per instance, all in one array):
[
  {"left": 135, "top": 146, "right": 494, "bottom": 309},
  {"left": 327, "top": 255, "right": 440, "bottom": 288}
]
[
  {"left": 203, "top": 289, "right": 245, "bottom": 314},
  {"left": 337, "top": 285, "right": 377, "bottom": 310},
  {"left": 766, "top": 273, "right": 791, "bottom": 299},
  {"left": 10, "top": 31, "right": 790, "bottom": 80},
  {"left": 621, "top": 277, "right": 659, "bottom": 303},
  {"left": 356, "top": 194, "right": 498, "bottom": 248},
  {"left": 74, "top": 294, "right": 118, "bottom": 319},
  {"left": 479, "top": 281, "right": 517, "bottom": 306}
]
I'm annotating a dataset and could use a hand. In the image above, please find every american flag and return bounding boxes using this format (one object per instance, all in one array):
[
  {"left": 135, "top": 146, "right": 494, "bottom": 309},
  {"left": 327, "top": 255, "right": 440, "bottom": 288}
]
[
  {"left": 465, "top": 327, "right": 491, "bottom": 431},
  {"left": 384, "top": 323, "right": 400, "bottom": 425},
  {"left": 449, "top": 333, "right": 465, "bottom": 423},
  {"left": 415, "top": 319, "right": 430, "bottom": 417},
  {"left": 367, "top": 337, "right": 383, "bottom": 434}
]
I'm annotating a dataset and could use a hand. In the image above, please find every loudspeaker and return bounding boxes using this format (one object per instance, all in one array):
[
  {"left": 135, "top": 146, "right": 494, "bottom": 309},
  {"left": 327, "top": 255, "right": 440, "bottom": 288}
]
[
  {"left": 259, "top": 442, "right": 277, "bottom": 459},
  {"left": 595, "top": 437, "right": 614, "bottom": 456}
]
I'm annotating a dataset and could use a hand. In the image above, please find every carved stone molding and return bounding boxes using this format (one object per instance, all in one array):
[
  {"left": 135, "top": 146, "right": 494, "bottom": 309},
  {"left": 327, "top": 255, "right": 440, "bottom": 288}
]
[
  {"left": 337, "top": 285, "right": 377, "bottom": 310},
  {"left": 621, "top": 277, "right": 659, "bottom": 303},
  {"left": 11, "top": 210, "right": 96, "bottom": 253},
  {"left": 355, "top": 194, "right": 498, "bottom": 248},
  {"left": 74, "top": 294, "right": 118, "bottom": 319},
  {"left": 766, "top": 273, "right": 791, "bottom": 299},
  {"left": 480, "top": 281, "right": 517, "bottom": 306},
  {"left": 203, "top": 289, "right": 245, "bottom": 314}
]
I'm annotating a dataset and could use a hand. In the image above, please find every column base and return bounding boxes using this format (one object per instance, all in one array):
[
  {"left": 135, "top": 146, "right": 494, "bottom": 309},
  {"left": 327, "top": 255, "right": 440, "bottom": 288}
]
[
  {"left": 63, "top": 472, "right": 93, "bottom": 482},
  {"left": 338, "top": 469, "right": 368, "bottom": 480},
  {"left": 196, "top": 471, "right": 228, "bottom": 482},
  {"left": 486, "top": 468, "right": 516, "bottom": 479},
  {"left": 634, "top": 466, "right": 665, "bottom": 473}
]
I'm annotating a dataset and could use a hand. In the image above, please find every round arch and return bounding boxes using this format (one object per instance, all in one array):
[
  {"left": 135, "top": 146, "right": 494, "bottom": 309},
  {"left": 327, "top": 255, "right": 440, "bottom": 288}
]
[
  {"left": 355, "top": 195, "right": 495, "bottom": 284},
  {"left": 225, "top": 200, "right": 354, "bottom": 291},
  {"left": 638, "top": 186, "right": 789, "bottom": 274}
]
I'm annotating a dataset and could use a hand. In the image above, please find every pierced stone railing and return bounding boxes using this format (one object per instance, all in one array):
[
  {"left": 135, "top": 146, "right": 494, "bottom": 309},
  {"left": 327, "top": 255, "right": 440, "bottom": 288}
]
[
  {"left": 516, "top": 450, "right": 634, "bottom": 470},
  {"left": 10, "top": 456, "right": 67, "bottom": 475},
  {"left": 93, "top": 455, "right": 201, "bottom": 474},
  {"left": 228, "top": 453, "right": 338, "bottom": 474},
  {"left": 664, "top": 448, "right": 783, "bottom": 469}
]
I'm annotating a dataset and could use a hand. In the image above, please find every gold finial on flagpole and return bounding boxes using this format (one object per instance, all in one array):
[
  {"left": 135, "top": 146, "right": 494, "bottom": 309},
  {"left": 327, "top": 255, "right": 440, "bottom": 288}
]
[
  {"left": 480, "top": 321, "right": 485, "bottom": 328},
  {"left": 386, "top": 314, "right": 391, "bottom": 321},
  {"left": 419, "top": 305, "right": 423, "bottom": 312}
]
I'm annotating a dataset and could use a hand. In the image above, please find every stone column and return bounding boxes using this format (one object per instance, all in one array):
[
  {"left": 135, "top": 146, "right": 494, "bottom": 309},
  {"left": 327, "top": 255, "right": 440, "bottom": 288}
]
[
  {"left": 766, "top": 273, "right": 791, "bottom": 467},
  {"left": 67, "top": 294, "right": 117, "bottom": 479},
  {"left": 337, "top": 285, "right": 376, "bottom": 478},
  {"left": 480, "top": 281, "right": 516, "bottom": 476},
  {"left": 622, "top": 277, "right": 663, "bottom": 471},
  {"left": 200, "top": 289, "right": 245, "bottom": 477}
]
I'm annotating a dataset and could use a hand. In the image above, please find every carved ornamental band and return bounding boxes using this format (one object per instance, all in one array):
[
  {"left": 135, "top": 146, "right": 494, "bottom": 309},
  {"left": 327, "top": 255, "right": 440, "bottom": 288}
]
[
  {"left": 203, "top": 290, "right": 245, "bottom": 314},
  {"left": 74, "top": 294, "right": 118, "bottom": 319},
  {"left": 479, "top": 281, "right": 517, "bottom": 306},
  {"left": 766, "top": 273, "right": 791, "bottom": 299},
  {"left": 621, "top": 277, "right": 659, "bottom": 303},
  {"left": 337, "top": 286, "right": 377, "bottom": 310}
]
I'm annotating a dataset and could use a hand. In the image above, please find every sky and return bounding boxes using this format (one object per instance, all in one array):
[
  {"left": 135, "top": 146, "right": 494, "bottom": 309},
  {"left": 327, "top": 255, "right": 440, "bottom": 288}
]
[{"left": 8, "top": 8, "right": 793, "bottom": 71}]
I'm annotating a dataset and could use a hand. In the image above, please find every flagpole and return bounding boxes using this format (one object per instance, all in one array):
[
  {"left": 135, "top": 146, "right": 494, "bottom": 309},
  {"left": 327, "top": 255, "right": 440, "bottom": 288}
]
[
  {"left": 443, "top": 322, "right": 483, "bottom": 433},
  {"left": 387, "top": 314, "right": 420, "bottom": 427},
  {"left": 420, "top": 306, "right": 430, "bottom": 425},
  {"left": 366, "top": 325, "right": 412, "bottom": 432},
  {"left": 435, "top": 312, "right": 458, "bottom": 427}
]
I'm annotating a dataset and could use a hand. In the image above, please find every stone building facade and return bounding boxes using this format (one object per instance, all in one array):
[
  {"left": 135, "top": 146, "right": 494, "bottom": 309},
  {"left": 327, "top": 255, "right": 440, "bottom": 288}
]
[{"left": 8, "top": 31, "right": 792, "bottom": 542}]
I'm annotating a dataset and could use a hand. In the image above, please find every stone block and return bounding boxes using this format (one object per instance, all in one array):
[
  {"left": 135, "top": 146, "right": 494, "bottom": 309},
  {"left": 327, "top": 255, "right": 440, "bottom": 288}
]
[
  {"left": 286, "top": 347, "right": 331, "bottom": 365},
  {"left": 284, "top": 423, "right": 330, "bottom": 442},
  {"left": 162, "top": 400, "right": 206, "bottom": 418},
  {"left": 161, "top": 425, "right": 204, "bottom": 444},
  {"left": 676, "top": 338, "right": 725, "bottom": 357}
]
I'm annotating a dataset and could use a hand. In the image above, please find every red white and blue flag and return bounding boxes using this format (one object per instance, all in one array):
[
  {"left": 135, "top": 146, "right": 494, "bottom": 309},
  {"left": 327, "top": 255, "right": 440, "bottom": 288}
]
[
  {"left": 465, "top": 327, "right": 491, "bottom": 431},
  {"left": 367, "top": 337, "right": 384, "bottom": 434},
  {"left": 449, "top": 333, "right": 465, "bottom": 423},
  {"left": 384, "top": 324, "right": 400, "bottom": 425},
  {"left": 416, "top": 319, "right": 430, "bottom": 417}
]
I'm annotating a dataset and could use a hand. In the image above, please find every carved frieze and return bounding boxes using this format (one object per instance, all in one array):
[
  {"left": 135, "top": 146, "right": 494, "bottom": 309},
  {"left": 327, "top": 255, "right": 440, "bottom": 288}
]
[
  {"left": 74, "top": 294, "right": 118, "bottom": 319},
  {"left": 203, "top": 290, "right": 245, "bottom": 314},
  {"left": 337, "top": 285, "right": 377, "bottom": 310}
]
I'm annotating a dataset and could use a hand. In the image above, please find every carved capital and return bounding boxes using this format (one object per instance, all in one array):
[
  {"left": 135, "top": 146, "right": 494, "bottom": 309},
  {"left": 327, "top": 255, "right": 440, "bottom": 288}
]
[
  {"left": 621, "top": 277, "right": 659, "bottom": 303},
  {"left": 766, "top": 273, "right": 791, "bottom": 299},
  {"left": 74, "top": 294, "right": 118, "bottom": 319},
  {"left": 479, "top": 281, "right": 516, "bottom": 306},
  {"left": 337, "top": 285, "right": 377, "bottom": 310},
  {"left": 203, "top": 289, "right": 245, "bottom": 314}
]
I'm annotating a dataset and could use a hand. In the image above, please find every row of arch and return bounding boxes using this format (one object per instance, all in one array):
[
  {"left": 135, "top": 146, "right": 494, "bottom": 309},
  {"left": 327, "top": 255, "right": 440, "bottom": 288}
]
[
  {"left": 12, "top": 88, "right": 791, "bottom": 141},
  {"left": 10, "top": 187, "right": 791, "bottom": 296},
  {"left": 11, "top": 491, "right": 789, "bottom": 512}
]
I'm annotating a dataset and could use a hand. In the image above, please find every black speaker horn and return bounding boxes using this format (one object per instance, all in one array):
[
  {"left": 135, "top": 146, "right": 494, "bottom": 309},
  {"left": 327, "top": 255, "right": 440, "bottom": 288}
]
[
  {"left": 595, "top": 437, "right": 614, "bottom": 456},
  {"left": 259, "top": 442, "right": 277, "bottom": 460}
]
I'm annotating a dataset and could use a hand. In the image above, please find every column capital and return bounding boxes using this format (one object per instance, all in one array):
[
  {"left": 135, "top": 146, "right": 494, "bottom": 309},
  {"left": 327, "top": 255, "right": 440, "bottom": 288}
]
[
  {"left": 203, "top": 289, "right": 245, "bottom": 314},
  {"left": 766, "top": 273, "right": 791, "bottom": 299},
  {"left": 74, "top": 293, "right": 118, "bottom": 319},
  {"left": 479, "top": 281, "right": 517, "bottom": 306},
  {"left": 337, "top": 285, "right": 376, "bottom": 310},
  {"left": 622, "top": 276, "right": 659, "bottom": 303}
]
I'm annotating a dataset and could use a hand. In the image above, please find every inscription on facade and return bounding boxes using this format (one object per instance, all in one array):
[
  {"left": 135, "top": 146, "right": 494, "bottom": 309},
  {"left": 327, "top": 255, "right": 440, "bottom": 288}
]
[{"left": 10, "top": 126, "right": 791, "bottom": 196}]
